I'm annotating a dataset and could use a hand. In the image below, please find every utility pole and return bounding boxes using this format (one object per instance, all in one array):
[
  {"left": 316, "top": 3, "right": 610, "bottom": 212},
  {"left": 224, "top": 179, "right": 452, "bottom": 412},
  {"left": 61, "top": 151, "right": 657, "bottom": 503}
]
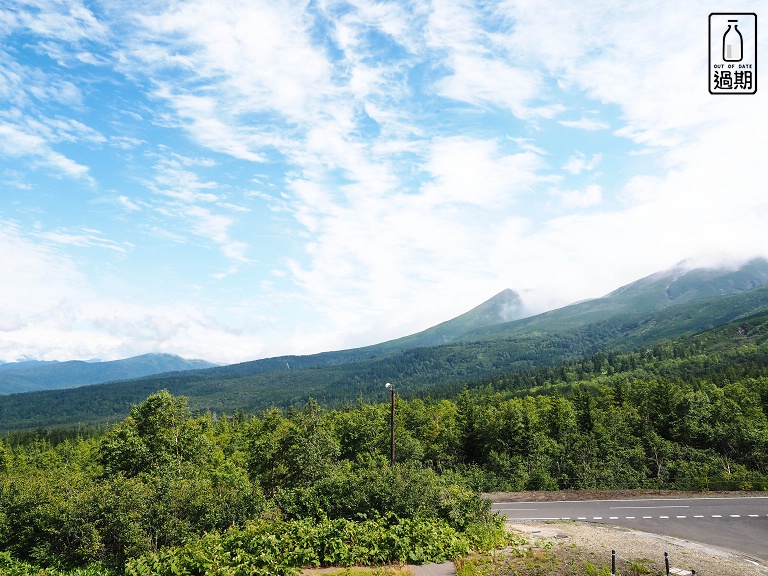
[{"left": 385, "top": 382, "right": 395, "bottom": 465}]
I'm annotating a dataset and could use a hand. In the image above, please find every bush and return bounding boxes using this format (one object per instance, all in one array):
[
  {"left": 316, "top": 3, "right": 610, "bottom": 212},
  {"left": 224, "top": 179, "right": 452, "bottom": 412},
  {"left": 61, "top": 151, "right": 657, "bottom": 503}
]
[
  {"left": 125, "top": 515, "right": 475, "bottom": 576},
  {"left": 275, "top": 461, "right": 497, "bottom": 530},
  {"left": 0, "top": 551, "right": 115, "bottom": 576}
]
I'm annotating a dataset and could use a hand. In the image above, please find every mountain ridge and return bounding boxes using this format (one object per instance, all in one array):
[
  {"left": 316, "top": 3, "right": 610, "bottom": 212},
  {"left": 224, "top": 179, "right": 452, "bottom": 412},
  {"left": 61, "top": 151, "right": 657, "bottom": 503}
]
[
  {"left": 2, "top": 259, "right": 768, "bottom": 429},
  {"left": 459, "top": 258, "right": 768, "bottom": 341},
  {"left": 2, "top": 286, "right": 768, "bottom": 431},
  {"left": 0, "top": 353, "right": 218, "bottom": 395}
]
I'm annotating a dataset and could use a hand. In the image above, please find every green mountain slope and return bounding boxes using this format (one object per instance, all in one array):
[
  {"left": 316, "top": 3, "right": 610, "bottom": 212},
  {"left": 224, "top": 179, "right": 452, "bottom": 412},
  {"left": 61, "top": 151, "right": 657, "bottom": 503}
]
[
  {"left": 177, "top": 260, "right": 768, "bottom": 382},
  {"left": 98, "top": 289, "right": 525, "bottom": 384},
  {"left": 0, "top": 354, "right": 218, "bottom": 394},
  {"left": 462, "top": 258, "right": 768, "bottom": 340},
  {"left": 2, "top": 281, "right": 768, "bottom": 431},
  {"left": 0, "top": 260, "right": 766, "bottom": 430}
]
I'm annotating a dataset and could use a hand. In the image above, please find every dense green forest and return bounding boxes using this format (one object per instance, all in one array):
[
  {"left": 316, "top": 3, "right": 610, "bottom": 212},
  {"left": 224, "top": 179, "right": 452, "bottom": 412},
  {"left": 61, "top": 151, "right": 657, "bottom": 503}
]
[
  {"left": 2, "top": 313, "right": 768, "bottom": 574},
  {"left": 0, "top": 391, "right": 510, "bottom": 575}
]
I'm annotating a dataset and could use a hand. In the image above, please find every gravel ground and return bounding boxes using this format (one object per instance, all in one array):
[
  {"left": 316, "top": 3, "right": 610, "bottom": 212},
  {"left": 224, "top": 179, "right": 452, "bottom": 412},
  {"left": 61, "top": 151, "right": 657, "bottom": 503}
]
[
  {"left": 485, "top": 489, "right": 764, "bottom": 502},
  {"left": 506, "top": 520, "right": 768, "bottom": 576}
]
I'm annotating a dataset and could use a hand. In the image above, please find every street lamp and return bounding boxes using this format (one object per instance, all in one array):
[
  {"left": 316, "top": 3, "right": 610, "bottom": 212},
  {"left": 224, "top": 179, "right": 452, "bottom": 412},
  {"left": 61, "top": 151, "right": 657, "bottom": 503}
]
[{"left": 385, "top": 382, "right": 395, "bottom": 465}]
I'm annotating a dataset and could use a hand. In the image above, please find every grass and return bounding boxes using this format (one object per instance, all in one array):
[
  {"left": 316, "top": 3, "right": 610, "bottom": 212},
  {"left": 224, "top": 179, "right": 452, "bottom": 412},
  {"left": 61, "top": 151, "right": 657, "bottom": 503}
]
[{"left": 454, "top": 539, "right": 667, "bottom": 576}]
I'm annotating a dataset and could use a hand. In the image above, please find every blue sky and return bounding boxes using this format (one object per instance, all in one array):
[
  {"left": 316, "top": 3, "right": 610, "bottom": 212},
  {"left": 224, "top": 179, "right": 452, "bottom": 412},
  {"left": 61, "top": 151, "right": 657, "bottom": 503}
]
[{"left": 1, "top": 0, "right": 766, "bottom": 364}]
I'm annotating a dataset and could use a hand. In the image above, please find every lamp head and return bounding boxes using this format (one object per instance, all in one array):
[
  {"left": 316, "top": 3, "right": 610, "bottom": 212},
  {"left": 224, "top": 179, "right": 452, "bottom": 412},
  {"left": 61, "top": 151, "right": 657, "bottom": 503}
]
[{"left": 385, "top": 382, "right": 392, "bottom": 390}]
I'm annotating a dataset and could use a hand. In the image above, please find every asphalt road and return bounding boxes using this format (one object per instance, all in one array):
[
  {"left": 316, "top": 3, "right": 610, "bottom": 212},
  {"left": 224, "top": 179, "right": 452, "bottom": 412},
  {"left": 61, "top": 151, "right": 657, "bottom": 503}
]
[{"left": 492, "top": 497, "right": 768, "bottom": 562}]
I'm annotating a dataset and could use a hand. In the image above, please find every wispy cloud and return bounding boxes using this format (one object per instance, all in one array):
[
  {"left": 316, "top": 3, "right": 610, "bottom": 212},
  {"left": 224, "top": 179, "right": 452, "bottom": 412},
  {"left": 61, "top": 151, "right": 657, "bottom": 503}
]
[
  {"left": 0, "top": 219, "right": 84, "bottom": 318},
  {"left": 0, "top": 120, "right": 92, "bottom": 179},
  {"left": 8, "top": 0, "right": 107, "bottom": 44},
  {"left": 121, "top": 0, "right": 336, "bottom": 158},
  {"left": 426, "top": 0, "right": 562, "bottom": 119},
  {"left": 134, "top": 150, "right": 254, "bottom": 266},
  {"left": 563, "top": 152, "right": 601, "bottom": 175},
  {"left": 35, "top": 228, "right": 134, "bottom": 254},
  {"left": 559, "top": 117, "right": 610, "bottom": 131},
  {"left": 0, "top": 1, "right": 106, "bottom": 183}
]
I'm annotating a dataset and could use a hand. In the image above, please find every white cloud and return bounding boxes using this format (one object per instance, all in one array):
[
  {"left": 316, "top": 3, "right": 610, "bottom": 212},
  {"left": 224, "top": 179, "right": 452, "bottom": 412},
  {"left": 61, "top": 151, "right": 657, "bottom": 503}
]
[
  {"left": 121, "top": 0, "right": 336, "bottom": 159},
  {"left": 426, "top": 0, "right": 563, "bottom": 119},
  {"left": 551, "top": 184, "right": 602, "bottom": 209},
  {"left": 0, "top": 120, "right": 92, "bottom": 179},
  {"left": 559, "top": 117, "right": 610, "bottom": 131},
  {"left": 435, "top": 54, "right": 554, "bottom": 118},
  {"left": 422, "top": 136, "right": 549, "bottom": 205},
  {"left": 0, "top": 220, "right": 86, "bottom": 358},
  {"left": 282, "top": 133, "right": 555, "bottom": 342},
  {"left": 117, "top": 195, "right": 142, "bottom": 212},
  {"left": 35, "top": 228, "right": 134, "bottom": 254},
  {"left": 109, "top": 135, "right": 145, "bottom": 150},
  {"left": 0, "top": 220, "right": 267, "bottom": 364},
  {"left": 124, "top": 150, "right": 256, "bottom": 267},
  {"left": 563, "top": 152, "right": 601, "bottom": 175},
  {"left": 497, "top": 1, "right": 715, "bottom": 148},
  {"left": 11, "top": 0, "right": 107, "bottom": 44}
]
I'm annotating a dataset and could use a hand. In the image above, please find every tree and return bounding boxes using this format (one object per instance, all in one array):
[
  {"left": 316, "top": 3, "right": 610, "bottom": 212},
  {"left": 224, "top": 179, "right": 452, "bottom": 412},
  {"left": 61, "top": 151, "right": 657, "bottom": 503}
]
[
  {"left": 572, "top": 386, "right": 594, "bottom": 433},
  {"left": 98, "top": 390, "right": 212, "bottom": 476}
]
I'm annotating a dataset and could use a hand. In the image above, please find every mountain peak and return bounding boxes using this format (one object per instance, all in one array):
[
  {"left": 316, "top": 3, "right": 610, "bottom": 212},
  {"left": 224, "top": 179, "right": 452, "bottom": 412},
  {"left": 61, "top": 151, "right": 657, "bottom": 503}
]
[
  {"left": 374, "top": 289, "right": 525, "bottom": 350},
  {"left": 481, "top": 288, "right": 524, "bottom": 323}
]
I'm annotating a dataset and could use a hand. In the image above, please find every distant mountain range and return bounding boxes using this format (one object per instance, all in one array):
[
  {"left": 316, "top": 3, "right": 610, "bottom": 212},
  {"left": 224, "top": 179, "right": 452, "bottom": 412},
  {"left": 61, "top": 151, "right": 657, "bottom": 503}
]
[
  {"left": 0, "top": 354, "right": 218, "bottom": 395},
  {"left": 1, "top": 258, "right": 768, "bottom": 430}
]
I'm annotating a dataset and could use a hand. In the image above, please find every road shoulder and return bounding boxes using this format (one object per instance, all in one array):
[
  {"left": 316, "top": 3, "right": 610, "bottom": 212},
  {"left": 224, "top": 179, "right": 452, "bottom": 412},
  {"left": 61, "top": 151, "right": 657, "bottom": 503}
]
[{"left": 506, "top": 520, "right": 768, "bottom": 576}]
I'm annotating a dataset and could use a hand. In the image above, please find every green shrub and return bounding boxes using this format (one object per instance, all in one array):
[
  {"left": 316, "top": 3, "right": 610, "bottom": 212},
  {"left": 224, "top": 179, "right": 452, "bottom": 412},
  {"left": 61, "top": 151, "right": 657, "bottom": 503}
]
[
  {"left": 275, "top": 462, "right": 497, "bottom": 531},
  {"left": 125, "top": 515, "right": 475, "bottom": 576},
  {"left": 0, "top": 551, "right": 115, "bottom": 576}
]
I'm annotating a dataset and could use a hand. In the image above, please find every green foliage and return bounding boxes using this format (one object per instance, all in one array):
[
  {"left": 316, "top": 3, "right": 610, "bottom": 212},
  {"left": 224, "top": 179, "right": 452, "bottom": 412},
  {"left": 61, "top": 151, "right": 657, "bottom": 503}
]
[
  {"left": 125, "top": 515, "right": 474, "bottom": 576},
  {"left": 4, "top": 312, "right": 768, "bottom": 572},
  {"left": 0, "top": 551, "right": 115, "bottom": 575},
  {"left": 274, "top": 461, "right": 495, "bottom": 531},
  {"left": 98, "top": 390, "right": 214, "bottom": 476}
]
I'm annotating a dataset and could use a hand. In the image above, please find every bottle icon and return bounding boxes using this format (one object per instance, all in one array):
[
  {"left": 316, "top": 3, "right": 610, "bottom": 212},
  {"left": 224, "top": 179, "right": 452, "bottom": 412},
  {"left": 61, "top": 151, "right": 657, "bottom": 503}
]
[{"left": 723, "top": 19, "right": 743, "bottom": 62}]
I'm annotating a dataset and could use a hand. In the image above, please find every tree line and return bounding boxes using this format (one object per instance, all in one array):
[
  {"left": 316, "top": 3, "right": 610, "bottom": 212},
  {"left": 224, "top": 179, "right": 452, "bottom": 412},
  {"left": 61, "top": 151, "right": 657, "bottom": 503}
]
[{"left": 1, "top": 331, "right": 768, "bottom": 573}]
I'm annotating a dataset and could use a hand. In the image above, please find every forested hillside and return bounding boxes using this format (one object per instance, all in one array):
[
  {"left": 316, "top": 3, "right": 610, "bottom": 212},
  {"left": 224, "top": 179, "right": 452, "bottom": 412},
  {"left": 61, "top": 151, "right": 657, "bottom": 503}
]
[
  {"left": 1, "top": 310, "right": 768, "bottom": 574},
  {"left": 2, "top": 286, "right": 768, "bottom": 431}
]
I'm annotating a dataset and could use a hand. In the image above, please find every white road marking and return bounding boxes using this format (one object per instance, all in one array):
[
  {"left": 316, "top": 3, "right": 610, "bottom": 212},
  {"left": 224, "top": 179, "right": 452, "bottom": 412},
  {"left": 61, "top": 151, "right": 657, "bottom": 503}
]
[
  {"left": 712, "top": 515, "right": 722, "bottom": 518},
  {"left": 610, "top": 505, "right": 689, "bottom": 509}
]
